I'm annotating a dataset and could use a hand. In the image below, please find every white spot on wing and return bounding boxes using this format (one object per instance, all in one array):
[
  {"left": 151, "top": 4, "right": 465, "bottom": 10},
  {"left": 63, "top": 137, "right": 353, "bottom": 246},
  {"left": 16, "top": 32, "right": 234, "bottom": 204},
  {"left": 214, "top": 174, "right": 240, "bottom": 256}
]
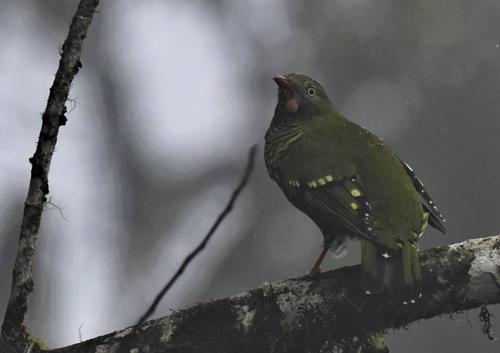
[{"left": 404, "top": 162, "right": 413, "bottom": 172}]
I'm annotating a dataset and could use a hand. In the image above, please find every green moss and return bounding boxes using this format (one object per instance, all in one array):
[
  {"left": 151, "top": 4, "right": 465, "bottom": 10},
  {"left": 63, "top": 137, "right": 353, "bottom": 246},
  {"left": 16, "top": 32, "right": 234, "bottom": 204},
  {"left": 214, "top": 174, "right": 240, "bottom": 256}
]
[
  {"left": 260, "top": 281, "right": 287, "bottom": 297},
  {"left": 22, "top": 323, "right": 49, "bottom": 350},
  {"left": 160, "top": 330, "right": 174, "bottom": 343}
]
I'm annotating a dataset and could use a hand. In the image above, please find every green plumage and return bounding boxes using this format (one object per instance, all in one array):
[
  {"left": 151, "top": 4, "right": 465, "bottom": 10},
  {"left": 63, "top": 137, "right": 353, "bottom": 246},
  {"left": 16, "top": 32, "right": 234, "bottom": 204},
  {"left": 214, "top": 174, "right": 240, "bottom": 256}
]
[{"left": 264, "top": 74, "right": 446, "bottom": 303}]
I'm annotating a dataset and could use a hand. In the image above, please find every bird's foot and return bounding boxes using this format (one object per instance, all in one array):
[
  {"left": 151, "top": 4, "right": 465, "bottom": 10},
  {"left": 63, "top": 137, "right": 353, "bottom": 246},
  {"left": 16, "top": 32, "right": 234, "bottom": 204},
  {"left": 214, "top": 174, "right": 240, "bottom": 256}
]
[
  {"left": 309, "top": 265, "right": 322, "bottom": 275},
  {"left": 309, "top": 246, "right": 329, "bottom": 275}
]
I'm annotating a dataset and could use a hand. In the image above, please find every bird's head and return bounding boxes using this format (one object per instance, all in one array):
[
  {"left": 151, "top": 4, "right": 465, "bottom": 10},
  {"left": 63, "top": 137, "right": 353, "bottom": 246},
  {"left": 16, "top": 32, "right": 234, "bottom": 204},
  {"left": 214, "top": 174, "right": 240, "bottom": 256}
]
[{"left": 273, "top": 74, "right": 333, "bottom": 119}]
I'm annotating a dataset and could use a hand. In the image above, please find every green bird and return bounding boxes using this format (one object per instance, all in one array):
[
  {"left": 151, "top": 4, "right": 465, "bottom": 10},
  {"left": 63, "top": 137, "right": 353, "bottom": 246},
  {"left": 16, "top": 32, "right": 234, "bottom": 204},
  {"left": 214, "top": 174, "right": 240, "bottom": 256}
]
[{"left": 264, "top": 74, "right": 446, "bottom": 303}]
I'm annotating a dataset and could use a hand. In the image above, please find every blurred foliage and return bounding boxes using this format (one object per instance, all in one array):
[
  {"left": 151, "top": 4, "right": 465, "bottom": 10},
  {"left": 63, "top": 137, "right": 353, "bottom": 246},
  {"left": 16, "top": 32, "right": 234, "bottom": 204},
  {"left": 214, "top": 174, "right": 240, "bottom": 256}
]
[{"left": 1, "top": 0, "right": 500, "bottom": 351}]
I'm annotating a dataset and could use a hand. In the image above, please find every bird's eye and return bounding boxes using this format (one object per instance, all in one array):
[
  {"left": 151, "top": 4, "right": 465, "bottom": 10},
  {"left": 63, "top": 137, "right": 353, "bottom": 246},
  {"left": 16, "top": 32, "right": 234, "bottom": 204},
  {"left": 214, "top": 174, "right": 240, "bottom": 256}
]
[{"left": 307, "top": 86, "right": 316, "bottom": 97}]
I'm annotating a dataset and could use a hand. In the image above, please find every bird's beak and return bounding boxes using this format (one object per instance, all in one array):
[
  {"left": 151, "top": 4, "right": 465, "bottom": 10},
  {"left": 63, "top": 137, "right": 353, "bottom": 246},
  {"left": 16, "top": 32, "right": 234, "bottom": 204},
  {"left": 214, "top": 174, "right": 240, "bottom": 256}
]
[{"left": 273, "top": 76, "right": 295, "bottom": 92}]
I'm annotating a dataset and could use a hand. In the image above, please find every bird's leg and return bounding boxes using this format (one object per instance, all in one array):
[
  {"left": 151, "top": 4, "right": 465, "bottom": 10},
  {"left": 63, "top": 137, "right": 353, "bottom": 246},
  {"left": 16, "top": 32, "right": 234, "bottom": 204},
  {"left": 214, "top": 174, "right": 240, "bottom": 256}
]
[{"left": 309, "top": 246, "right": 329, "bottom": 275}]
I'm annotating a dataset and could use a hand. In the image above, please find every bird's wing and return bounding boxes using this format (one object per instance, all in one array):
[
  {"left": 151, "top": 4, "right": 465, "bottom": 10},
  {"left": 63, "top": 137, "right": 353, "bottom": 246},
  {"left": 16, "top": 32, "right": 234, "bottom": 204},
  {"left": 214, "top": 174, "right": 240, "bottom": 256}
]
[
  {"left": 284, "top": 172, "right": 380, "bottom": 243},
  {"left": 401, "top": 161, "right": 447, "bottom": 234}
]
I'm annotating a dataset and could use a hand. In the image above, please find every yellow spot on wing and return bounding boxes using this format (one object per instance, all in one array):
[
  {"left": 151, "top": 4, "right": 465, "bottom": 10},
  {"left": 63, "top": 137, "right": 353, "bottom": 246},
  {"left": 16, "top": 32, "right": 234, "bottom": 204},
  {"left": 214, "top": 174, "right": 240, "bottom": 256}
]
[
  {"left": 350, "top": 188, "right": 361, "bottom": 197},
  {"left": 305, "top": 175, "right": 337, "bottom": 188},
  {"left": 350, "top": 202, "right": 358, "bottom": 210}
]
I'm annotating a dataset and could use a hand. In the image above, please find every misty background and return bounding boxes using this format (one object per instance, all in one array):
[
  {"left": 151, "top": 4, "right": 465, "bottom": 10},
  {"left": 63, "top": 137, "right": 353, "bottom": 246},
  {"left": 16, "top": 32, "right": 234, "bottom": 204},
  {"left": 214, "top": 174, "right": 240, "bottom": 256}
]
[{"left": 1, "top": 0, "right": 500, "bottom": 351}]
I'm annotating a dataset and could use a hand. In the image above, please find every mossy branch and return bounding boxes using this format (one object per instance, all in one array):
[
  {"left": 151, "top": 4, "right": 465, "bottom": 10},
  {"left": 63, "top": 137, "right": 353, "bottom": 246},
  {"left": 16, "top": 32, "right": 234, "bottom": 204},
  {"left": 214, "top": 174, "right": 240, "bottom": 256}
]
[
  {"left": 1, "top": 0, "right": 100, "bottom": 343},
  {"left": 48, "top": 235, "right": 500, "bottom": 353}
]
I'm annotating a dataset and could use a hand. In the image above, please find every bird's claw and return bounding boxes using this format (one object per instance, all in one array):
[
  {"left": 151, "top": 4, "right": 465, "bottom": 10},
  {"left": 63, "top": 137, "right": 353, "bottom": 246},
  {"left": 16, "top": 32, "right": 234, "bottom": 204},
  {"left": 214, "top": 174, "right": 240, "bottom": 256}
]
[{"left": 309, "top": 265, "right": 322, "bottom": 275}]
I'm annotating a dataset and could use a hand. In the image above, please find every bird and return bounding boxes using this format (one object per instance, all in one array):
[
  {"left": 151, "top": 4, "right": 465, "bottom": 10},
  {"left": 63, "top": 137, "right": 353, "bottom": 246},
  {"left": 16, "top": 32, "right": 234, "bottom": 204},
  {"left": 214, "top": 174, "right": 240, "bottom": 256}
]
[{"left": 264, "top": 73, "right": 446, "bottom": 303}]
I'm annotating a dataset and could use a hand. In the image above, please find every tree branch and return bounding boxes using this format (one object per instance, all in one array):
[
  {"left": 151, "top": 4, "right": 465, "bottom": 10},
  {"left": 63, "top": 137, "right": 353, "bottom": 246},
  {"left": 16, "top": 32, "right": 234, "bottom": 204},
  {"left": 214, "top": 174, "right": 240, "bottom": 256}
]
[
  {"left": 49, "top": 235, "right": 500, "bottom": 353},
  {"left": 1, "top": 0, "right": 100, "bottom": 342}
]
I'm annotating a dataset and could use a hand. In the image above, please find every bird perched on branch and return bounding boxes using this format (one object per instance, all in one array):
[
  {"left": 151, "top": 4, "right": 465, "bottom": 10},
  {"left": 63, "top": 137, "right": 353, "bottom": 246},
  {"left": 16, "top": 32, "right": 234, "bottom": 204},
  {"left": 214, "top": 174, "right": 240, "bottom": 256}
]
[{"left": 264, "top": 73, "right": 446, "bottom": 303}]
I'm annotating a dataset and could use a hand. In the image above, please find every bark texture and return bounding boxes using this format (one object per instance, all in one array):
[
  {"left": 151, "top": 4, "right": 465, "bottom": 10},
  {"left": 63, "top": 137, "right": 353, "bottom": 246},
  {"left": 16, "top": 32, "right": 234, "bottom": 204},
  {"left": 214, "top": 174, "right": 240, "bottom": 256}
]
[
  {"left": 50, "top": 235, "right": 500, "bottom": 353},
  {"left": 1, "top": 0, "right": 100, "bottom": 342}
]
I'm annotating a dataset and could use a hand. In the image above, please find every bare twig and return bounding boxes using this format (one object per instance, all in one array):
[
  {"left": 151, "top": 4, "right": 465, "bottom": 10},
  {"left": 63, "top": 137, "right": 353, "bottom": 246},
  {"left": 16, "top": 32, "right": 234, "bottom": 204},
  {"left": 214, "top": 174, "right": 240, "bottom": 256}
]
[
  {"left": 1, "top": 0, "right": 100, "bottom": 341},
  {"left": 136, "top": 145, "right": 258, "bottom": 326}
]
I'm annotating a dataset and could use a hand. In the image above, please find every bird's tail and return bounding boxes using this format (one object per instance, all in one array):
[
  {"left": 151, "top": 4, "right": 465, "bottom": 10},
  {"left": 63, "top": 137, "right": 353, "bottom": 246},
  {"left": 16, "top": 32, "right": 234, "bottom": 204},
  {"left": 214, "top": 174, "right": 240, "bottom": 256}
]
[{"left": 360, "top": 238, "right": 422, "bottom": 303}]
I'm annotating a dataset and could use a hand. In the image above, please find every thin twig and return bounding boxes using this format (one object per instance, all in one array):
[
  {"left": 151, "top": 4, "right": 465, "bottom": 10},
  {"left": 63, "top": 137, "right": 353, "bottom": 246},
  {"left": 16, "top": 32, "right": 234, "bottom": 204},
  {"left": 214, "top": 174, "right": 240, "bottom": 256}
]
[
  {"left": 136, "top": 145, "right": 258, "bottom": 326},
  {"left": 1, "top": 0, "right": 100, "bottom": 341}
]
